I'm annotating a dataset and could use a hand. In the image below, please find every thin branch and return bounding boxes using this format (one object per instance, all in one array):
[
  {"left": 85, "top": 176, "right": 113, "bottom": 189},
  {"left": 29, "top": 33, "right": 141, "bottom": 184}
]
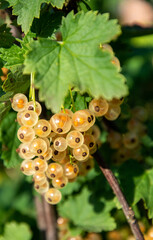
[
  {"left": 94, "top": 151, "right": 144, "bottom": 240},
  {"left": 42, "top": 196, "right": 58, "bottom": 240},
  {"left": 34, "top": 196, "right": 47, "bottom": 240}
]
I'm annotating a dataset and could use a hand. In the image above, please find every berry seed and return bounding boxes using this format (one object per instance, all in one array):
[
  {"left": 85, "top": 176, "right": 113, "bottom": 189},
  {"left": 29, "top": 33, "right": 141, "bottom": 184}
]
[
  {"left": 51, "top": 174, "right": 56, "bottom": 178},
  {"left": 57, "top": 128, "right": 63, "bottom": 133},
  {"left": 55, "top": 141, "right": 60, "bottom": 146},
  {"left": 37, "top": 149, "right": 42, "bottom": 154},
  {"left": 19, "top": 133, "right": 24, "bottom": 139},
  {"left": 82, "top": 152, "right": 87, "bottom": 157},
  {"left": 42, "top": 126, "right": 48, "bottom": 132},
  {"left": 25, "top": 113, "right": 30, "bottom": 118},
  {"left": 95, "top": 106, "right": 100, "bottom": 112},
  {"left": 28, "top": 106, "right": 34, "bottom": 110},
  {"left": 75, "top": 137, "right": 80, "bottom": 143}
]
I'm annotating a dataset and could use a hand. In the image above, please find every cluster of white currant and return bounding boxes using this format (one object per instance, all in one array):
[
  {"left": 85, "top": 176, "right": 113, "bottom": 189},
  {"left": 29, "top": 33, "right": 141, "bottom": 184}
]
[
  {"left": 11, "top": 93, "right": 122, "bottom": 205},
  {"left": 107, "top": 106, "right": 148, "bottom": 164},
  {"left": 57, "top": 217, "right": 102, "bottom": 240}
]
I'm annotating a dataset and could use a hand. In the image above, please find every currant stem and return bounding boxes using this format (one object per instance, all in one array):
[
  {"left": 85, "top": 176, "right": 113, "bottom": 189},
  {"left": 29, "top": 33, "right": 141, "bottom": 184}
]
[
  {"left": 94, "top": 151, "right": 144, "bottom": 240},
  {"left": 61, "top": 104, "right": 66, "bottom": 113},
  {"left": 69, "top": 154, "right": 73, "bottom": 164},
  {"left": 29, "top": 72, "right": 36, "bottom": 111},
  {"left": 69, "top": 87, "right": 76, "bottom": 112}
]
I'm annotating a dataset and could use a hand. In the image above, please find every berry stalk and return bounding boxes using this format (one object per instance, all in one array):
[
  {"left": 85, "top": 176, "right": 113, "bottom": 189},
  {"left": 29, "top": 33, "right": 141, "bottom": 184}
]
[{"left": 94, "top": 150, "right": 144, "bottom": 240}]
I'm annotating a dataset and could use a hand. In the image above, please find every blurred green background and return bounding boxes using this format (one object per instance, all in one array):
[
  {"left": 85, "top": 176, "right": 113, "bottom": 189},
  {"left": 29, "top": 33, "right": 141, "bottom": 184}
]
[{"left": 0, "top": 0, "right": 153, "bottom": 239}]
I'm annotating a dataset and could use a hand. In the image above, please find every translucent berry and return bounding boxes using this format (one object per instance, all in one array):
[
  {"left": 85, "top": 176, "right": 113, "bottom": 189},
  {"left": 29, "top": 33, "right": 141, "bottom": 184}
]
[
  {"left": 89, "top": 98, "right": 109, "bottom": 117},
  {"left": 90, "top": 144, "right": 98, "bottom": 155},
  {"left": 30, "top": 138, "right": 47, "bottom": 155},
  {"left": 79, "top": 156, "right": 94, "bottom": 176},
  {"left": 25, "top": 101, "right": 42, "bottom": 116},
  {"left": 20, "top": 159, "right": 35, "bottom": 176},
  {"left": 105, "top": 104, "right": 121, "bottom": 121},
  {"left": 72, "top": 110, "right": 92, "bottom": 131},
  {"left": 108, "top": 97, "right": 124, "bottom": 106},
  {"left": 127, "top": 118, "right": 147, "bottom": 136},
  {"left": 87, "top": 109, "right": 96, "bottom": 128},
  {"left": 48, "top": 130, "right": 57, "bottom": 138},
  {"left": 11, "top": 93, "right": 28, "bottom": 112},
  {"left": 123, "top": 132, "right": 139, "bottom": 149},
  {"left": 45, "top": 188, "right": 62, "bottom": 204},
  {"left": 64, "top": 162, "right": 79, "bottom": 179},
  {"left": 46, "top": 163, "right": 63, "bottom": 179},
  {"left": 33, "top": 172, "right": 46, "bottom": 184},
  {"left": 68, "top": 237, "right": 83, "bottom": 240},
  {"left": 39, "top": 147, "right": 52, "bottom": 161},
  {"left": 66, "top": 130, "right": 84, "bottom": 148},
  {"left": 91, "top": 125, "right": 101, "bottom": 141},
  {"left": 84, "top": 134, "right": 96, "bottom": 152},
  {"left": 50, "top": 113, "right": 72, "bottom": 134},
  {"left": 114, "top": 147, "right": 130, "bottom": 164},
  {"left": 86, "top": 233, "right": 102, "bottom": 240},
  {"left": 34, "top": 180, "right": 49, "bottom": 194},
  {"left": 132, "top": 106, "right": 148, "bottom": 122},
  {"left": 107, "top": 130, "right": 122, "bottom": 149},
  {"left": 34, "top": 119, "right": 51, "bottom": 137},
  {"left": 52, "top": 146, "right": 66, "bottom": 162},
  {"left": 18, "top": 143, "right": 35, "bottom": 159},
  {"left": 17, "top": 126, "right": 35, "bottom": 143},
  {"left": 60, "top": 109, "right": 73, "bottom": 118},
  {"left": 43, "top": 137, "right": 50, "bottom": 148},
  {"left": 73, "top": 144, "right": 89, "bottom": 161},
  {"left": 52, "top": 176, "right": 68, "bottom": 189},
  {"left": 57, "top": 217, "right": 68, "bottom": 230},
  {"left": 138, "top": 221, "right": 146, "bottom": 234},
  {"left": 59, "top": 155, "right": 70, "bottom": 165},
  {"left": 33, "top": 158, "right": 48, "bottom": 172},
  {"left": 147, "top": 227, "right": 153, "bottom": 238},
  {"left": 17, "top": 112, "right": 23, "bottom": 126},
  {"left": 54, "top": 137, "right": 67, "bottom": 152},
  {"left": 21, "top": 110, "right": 38, "bottom": 127},
  {"left": 1, "top": 67, "right": 8, "bottom": 81}
]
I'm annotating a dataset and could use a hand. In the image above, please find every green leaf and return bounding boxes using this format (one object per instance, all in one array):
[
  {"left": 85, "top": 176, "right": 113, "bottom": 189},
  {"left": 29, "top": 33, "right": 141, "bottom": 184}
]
[
  {"left": 141, "top": 135, "right": 153, "bottom": 148},
  {"left": 0, "top": 45, "right": 25, "bottom": 69},
  {"left": 0, "top": 101, "right": 11, "bottom": 123},
  {"left": 50, "top": 0, "right": 65, "bottom": 8},
  {"left": 24, "top": 11, "right": 128, "bottom": 113},
  {"left": 13, "top": 192, "right": 36, "bottom": 218},
  {"left": 0, "top": 67, "right": 29, "bottom": 122},
  {"left": 60, "top": 168, "right": 99, "bottom": 196},
  {"left": 0, "top": 222, "right": 32, "bottom": 240},
  {"left": 118, "top": 160, "right": 153, "bottom": 219},
  {"left": 2, "top": 67, "right": 30, "bottom": 93},
  {"left": 58, "top": 187, "right": 116, "bottom": 232},
  {"left": 0, "top": 0, "right": 9, "bottom": 9},
  {"left": 64, "top": 91, "right": 90, "bottom": 111},
  {"left": 0, "top": 24, "right": 15, "bottom": 48},
  {"left": 1, "top": 112, "right": 22, "bottom": 168},
  {"left": 133, "top": 169, "right": 153, "bottom": 219},
  {"left": 0, "top": 31, "right": 34, "bottom": 70},
  {"left": 0, "top": 58, "right": 3, "bottom": 76},
  {"left": 69, "top": 226, "right": 83, "bottom": 237},
  {"left": 31, "top": 11, "right": 63, "bottom": 38},
  {"left": 7, "top": 0, "right": 65, "bottom": 34}
]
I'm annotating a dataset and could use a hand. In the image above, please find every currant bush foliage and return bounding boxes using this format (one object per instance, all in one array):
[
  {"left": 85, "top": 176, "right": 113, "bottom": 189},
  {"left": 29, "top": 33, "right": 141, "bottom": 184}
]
[
  {"left": 0, "top": 222, "right": 32, "bottom": 240},
  {"left": 7, "top": 0, "right": 65, "bottom": 33},
  {"left": 0, "top": 0, "right": 153, "bottom": 237},
  {"left": 24, "top": 11, "right": 128, "bottom": 112},
  {"left": 1, "top": 112, "right": 21, "bottom": 168},
  {"left": 58, "top": 184, "right": 116, "bottom": 232}
]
